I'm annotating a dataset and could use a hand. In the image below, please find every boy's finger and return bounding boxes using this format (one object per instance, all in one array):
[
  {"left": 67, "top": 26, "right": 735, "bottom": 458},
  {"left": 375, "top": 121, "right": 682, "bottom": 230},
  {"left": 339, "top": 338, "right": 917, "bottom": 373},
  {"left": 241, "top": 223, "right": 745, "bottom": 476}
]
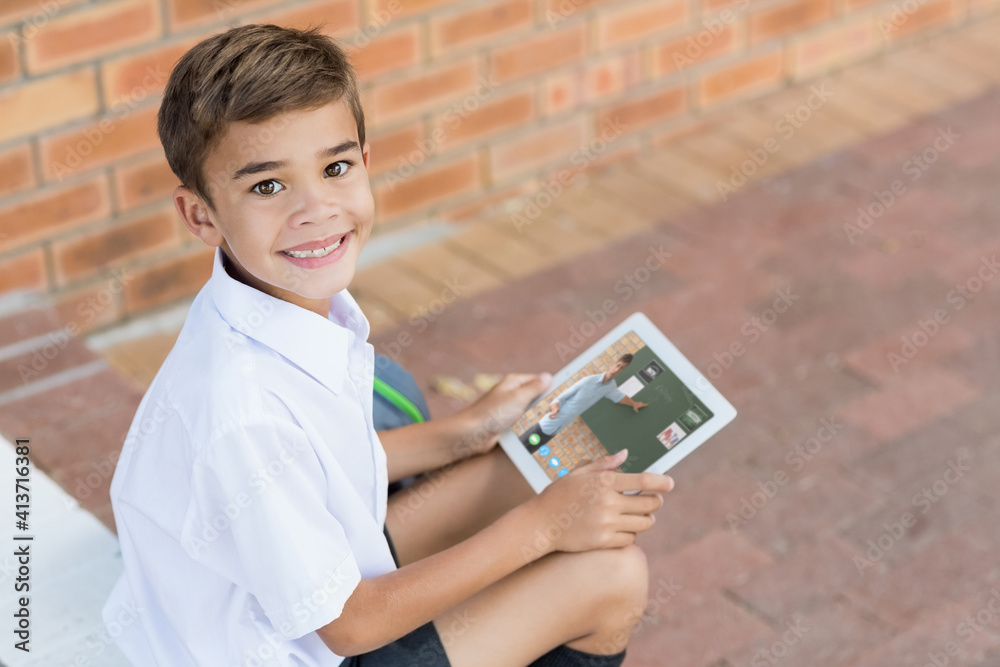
[
  {"left": 615, "top": 513, "right": 656, "bottom": 535},
  {"left": 612, "top": 472, "right": 675, "bottom": 493},
  {"left": 618, "top": 492, "right": 663, "bottom": 515}
]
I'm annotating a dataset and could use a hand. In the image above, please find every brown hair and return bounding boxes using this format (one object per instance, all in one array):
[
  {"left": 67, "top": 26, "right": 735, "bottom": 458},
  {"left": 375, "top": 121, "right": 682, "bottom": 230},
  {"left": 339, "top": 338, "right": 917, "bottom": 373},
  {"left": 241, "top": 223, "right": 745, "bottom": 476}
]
[
  {"left": 157, "top": 23, "right": 365, "bottom": 211},
  {"left": 617, "top": 354, "right": 634, "bottom": 365}
]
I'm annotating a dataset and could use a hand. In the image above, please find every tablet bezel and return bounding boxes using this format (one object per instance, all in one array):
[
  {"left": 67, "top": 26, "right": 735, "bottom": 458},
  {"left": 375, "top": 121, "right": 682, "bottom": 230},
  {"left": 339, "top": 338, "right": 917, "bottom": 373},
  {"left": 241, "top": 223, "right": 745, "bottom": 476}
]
[{"left": 497, "top": 312, "right": 737, "bottom": 493}]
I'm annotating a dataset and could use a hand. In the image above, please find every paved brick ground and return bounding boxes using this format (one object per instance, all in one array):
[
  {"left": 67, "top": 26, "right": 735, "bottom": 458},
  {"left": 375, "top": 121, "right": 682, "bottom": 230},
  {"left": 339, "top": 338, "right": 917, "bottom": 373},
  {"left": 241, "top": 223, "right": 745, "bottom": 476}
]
[
  {"left": 369, "top": 87, "right": 1000, "bottom": 665},
  {"left": 2, "top": 18, "right": 1000, "bottom": 666}
]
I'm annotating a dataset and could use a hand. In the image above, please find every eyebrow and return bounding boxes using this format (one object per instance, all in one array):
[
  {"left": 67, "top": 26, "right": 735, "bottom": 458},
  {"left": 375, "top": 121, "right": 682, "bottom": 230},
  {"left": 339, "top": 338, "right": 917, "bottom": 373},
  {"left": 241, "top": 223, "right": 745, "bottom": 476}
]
[{"left": 231, "top": 140, "right": 361, "bottom": 181}]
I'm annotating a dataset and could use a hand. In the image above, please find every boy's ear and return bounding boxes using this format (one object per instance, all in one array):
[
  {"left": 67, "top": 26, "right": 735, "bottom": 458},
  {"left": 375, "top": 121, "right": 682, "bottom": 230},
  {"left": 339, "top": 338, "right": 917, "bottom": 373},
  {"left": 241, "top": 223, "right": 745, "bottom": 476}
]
[
  {"left": 362, "top": 141, "right": 370, "bottom": 171},
  {"left": 173, "top": 185, "right": 224, "bottom": 247}
]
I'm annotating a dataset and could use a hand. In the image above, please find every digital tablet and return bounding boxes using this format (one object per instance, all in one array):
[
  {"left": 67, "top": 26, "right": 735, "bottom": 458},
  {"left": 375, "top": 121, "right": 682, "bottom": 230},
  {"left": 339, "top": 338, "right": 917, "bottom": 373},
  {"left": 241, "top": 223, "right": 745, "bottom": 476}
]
[{"left": 498, "top": 312, "right": 737, "bottom": 493}]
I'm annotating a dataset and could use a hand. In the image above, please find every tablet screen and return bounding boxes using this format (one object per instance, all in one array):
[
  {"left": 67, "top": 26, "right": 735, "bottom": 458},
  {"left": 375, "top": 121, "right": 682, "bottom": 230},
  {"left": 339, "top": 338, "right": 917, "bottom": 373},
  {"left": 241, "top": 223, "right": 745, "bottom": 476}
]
[{"left": 510, "top": 330, "right": 715, "bottom": 478}]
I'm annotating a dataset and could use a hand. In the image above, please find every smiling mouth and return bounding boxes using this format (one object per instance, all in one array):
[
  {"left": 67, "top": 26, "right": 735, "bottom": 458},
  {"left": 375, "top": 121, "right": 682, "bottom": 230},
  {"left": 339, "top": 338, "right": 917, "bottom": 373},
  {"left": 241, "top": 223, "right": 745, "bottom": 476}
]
[{"left": 281, "top": 233, "right": 348, "bottom": 259}]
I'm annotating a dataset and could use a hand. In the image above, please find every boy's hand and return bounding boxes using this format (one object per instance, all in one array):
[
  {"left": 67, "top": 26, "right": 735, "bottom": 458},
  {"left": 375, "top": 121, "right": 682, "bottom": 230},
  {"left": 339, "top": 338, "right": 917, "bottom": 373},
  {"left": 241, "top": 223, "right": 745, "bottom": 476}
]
[
  {"left": 547, "top": 403, "right": 560, "bottom": 418},
  {"left": 526, "top": 449, "right": 674, "bottom": 553},
  {"left": 456, "top": 373, "right": 553, "bottom": 456}
]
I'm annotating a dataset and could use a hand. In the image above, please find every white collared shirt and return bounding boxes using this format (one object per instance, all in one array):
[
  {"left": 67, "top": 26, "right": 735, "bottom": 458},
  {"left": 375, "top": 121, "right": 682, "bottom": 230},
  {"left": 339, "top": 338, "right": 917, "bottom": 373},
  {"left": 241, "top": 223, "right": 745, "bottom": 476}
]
[{"left": 102, "top": 248, "right": 396, "bottom": 666}]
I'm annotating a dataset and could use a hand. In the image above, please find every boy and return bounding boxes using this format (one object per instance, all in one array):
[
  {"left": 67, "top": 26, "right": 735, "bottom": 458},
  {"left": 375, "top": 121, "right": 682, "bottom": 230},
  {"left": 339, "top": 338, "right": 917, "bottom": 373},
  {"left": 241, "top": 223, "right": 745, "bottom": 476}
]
[{"left": 102, "top": 24, "right": 674, "bottom": 667}]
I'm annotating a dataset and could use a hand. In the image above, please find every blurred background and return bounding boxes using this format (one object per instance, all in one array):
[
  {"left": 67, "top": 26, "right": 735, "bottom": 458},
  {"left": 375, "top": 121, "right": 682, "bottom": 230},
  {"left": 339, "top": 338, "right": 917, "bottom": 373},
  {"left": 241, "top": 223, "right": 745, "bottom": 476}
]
[{"left": 1, "top": 0, "right": 1000, "bottom": 665}]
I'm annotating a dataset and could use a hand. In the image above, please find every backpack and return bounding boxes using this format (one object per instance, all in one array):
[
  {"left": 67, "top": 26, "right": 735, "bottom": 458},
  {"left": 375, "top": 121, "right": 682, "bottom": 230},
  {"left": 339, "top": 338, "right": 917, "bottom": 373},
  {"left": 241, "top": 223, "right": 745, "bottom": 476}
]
[{"left": 373, "top": 354, "right": 431, "bottom": 495}]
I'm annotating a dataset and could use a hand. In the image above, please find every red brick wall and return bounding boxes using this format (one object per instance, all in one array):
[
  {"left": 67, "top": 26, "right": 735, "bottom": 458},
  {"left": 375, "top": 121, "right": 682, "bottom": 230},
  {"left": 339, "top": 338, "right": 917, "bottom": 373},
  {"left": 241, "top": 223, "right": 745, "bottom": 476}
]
[{"left": 0, "top": 0, "right": 995, "bottom": 329}]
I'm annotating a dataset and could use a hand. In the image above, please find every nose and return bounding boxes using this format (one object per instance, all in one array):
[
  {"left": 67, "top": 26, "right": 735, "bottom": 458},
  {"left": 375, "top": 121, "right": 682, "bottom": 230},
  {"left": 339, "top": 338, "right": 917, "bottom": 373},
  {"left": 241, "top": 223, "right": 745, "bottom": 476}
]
[{"left": 287, "top": 175, "right": 340, "bottom": 227}]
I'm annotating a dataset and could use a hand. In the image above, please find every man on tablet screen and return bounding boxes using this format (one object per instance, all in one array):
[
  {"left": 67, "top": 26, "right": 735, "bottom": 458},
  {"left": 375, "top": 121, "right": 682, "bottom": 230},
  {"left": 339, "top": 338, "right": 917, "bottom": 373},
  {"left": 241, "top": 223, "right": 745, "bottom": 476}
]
[{"left": 521, "top": 354, "right": 648, "bottom": 453}]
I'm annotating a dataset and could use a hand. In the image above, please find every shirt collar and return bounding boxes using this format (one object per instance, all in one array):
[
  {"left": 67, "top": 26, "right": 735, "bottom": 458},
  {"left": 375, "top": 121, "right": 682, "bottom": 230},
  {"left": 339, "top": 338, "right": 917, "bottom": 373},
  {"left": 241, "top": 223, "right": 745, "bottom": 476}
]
[{"left": 207, "top": 247, "right": 369, "bottom": 395}]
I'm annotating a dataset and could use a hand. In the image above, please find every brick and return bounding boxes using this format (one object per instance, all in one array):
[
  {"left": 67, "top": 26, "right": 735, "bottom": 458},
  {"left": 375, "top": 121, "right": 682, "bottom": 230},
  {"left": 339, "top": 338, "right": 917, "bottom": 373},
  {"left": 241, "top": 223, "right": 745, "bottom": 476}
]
[
  {"left": 443, "top": 215, "right": 549, "bottom": 275},
  {"left": 40, "top": 105, "right": 160, "bottom": 182},
  {"left": 635, "top": 593, "right": 772, "bottom": 665},
  {"left": 0, "top": 367, "right": 139, "bottom": 470},
  {"left": 846, "top": 533, "right": 998, "bottom": 628},
  {"left": 350, "top": 24, "right": 420, "bottom": 82},
  {"left": 0, "top": 328, "right": 101, "bottom": 396},
  {"left": 50, "top": 281, "right": 123, "bottom": 333},
  {"left": 439, "top": 182, "right": 534, "bottom": 223},
  {"left": 370, "top": 0, "right": 460, "bottom": 17},
  {"left": 597, "top": 85, "right": 686, "bottom": 136},
  {"left": 886, "top": 48, "right": 992, "bottom": 101},
  {"left": 53, "top": 207, "right": 181, "bottom": 285},
  {"left": 699, "top": 50, "right": 784, "bottom": 107},
  {"left": 123, "top": 246, "right": 214, "bottom": 314},
  {"left": 850, "top": 592, "right": 1000, "bottom": 667},
  {"left": 750, "top": 0, "right": 833, "bottom": 44},
  {"left": 837, "top": 368, "right": 979, "bottom": 442},
  {"left": 727, "top": 536, "right": 864, "bottom": 619},
  {"left": 434, "top": 91, "right": 534, "bottom": 150},
  {"left": 368, "top": 59, "right": 478, "bottom": 124},
  {"left": 877, "top": 0, "right": 958, "bottom": 40},
  {"left": 167, "top": 0, "right": 285, "bottom": 30},
  {"left": 0, "top": 144, "right": 35, "bottom": 198},
  {"left": 115, "top": 152, "right": 180, "bottom": 211},
  {"left": 0, "top": 176, "right": 110, "bottom": 250},
  {"left": 489, "top": 118, "right": 586, "bottom": 182},
  {"left": 430, "top": 0, "right": 533, "bottom": 54},
  {"left": 374, "top": 154, "right": 480, "bottom": 219},
  {"left": 101, "top": 39, "right": 198, "bottom": 109},
  {"left": 26, "top": 0, "right": 161, "bottom": 74},
  {"left": 367, "top": 124, "right": 425, "bottom": 178},
  {"left": 394, "top": 243, "right": 503, "bottom": 296},
  {"left": 542, "top": 72, "right": 582, "bottom": 116},
  {"left": 490, "top": 25, "right": 586, "bottom": 84},
  {"left": 702, "top": 0, "right": 752, "bottom": 12},
  {"left": 0, "top": 68, "right": 99, "bottom": 144},
  {"left": 0, "top": 308, "right": 63, "bottom": 351},
  {"left": 0, "top": 0, "right": 86, "bottom": 26},
  {"left": 843, "top": 322, "right": 975, "bottom": 386},
  {"left": 0, "top": 34, "right": 18, "bottom": 83},
  {"left": 256, "top": 0, "right": 359, "bottom": 35},
  {"left": 542, "top": 0, "right": 616, "bottom": 13},
  {"left": 789, "top": 17, "right": 878, "bottom": 80},
  {"left": 575, "top": 166, "right": 687, "bottom": 225},
  {"left": 647, "top": 530, "right": 774, "bottom": 604},
  {"left": 0, "top": 249, "right": 46, "bottom": 294},
  {"left": 726, "top": 601, "right": 891, "bottom": 667},
  {"left": 653, "top": 23, "right": 741, "bottom": 76},
  {"left": 597, "top": 0, "right": 689, "bottom": 49},
  {"left": 586, "top": 53, "right": 641, "bottom": 100},
  {"left": 351, "top": 259, "right": 452, "bottom": 320},
  {"left": 501, "top": 202, "right": 607, "bottom": 261}
]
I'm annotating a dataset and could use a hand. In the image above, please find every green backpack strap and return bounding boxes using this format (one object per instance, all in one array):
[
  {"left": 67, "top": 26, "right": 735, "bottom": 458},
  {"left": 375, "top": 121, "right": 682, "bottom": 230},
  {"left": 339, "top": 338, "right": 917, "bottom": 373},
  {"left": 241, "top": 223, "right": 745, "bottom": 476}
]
[{"left": 373, "top": 376, "right": 426, "bottom": 424}]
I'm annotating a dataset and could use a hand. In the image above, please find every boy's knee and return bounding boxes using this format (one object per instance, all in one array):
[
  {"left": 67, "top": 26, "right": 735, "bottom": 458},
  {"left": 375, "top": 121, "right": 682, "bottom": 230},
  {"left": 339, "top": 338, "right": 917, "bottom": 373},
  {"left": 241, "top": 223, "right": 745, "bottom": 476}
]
[
  {"left": 580, "top": 545, "right": 649, "bottom": 607},
  {"left": 610, "top": 544, "right": 649, "bottom": 602}
]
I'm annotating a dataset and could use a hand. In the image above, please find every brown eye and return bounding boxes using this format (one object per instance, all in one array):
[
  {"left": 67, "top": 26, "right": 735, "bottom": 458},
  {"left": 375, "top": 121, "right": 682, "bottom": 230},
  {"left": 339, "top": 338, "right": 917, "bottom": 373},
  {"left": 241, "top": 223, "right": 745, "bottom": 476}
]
[
  {"left": 251, "top": 180, "right": 282, "bottom": 196},
  {"left": 325, "top": 161, "right": 351, "bottom": 178}
]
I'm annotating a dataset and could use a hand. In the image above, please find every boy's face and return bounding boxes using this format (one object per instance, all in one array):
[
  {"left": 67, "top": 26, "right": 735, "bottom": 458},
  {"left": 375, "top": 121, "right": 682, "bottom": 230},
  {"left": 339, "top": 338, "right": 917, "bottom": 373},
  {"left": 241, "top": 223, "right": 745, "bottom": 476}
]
[{"left": 175, "top": 98, "right": 373, "bottom": 316}]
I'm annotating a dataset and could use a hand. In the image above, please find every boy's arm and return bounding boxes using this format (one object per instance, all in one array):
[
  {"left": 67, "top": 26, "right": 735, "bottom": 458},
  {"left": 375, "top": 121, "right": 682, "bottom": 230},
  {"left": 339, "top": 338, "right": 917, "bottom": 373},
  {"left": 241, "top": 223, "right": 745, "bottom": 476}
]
[
  {"left": 317, "top": 450, "right": 674, "bottom": 656},
  {"left": 379, "top": 413, "right": 477, "bottom": 482},
  {"left": 319, "top": 497, "right": 537, "bottom": 656}
]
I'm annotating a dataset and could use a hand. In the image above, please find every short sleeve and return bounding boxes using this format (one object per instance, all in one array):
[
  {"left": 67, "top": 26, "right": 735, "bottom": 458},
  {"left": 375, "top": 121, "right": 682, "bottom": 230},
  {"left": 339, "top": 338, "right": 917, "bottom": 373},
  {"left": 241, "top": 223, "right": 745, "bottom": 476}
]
[
  {"left": 605, "top": 383, "right": 626, "bottom": 403},
  {"left": 180, "top": 415, "right": 362, "bottom": 640}
]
